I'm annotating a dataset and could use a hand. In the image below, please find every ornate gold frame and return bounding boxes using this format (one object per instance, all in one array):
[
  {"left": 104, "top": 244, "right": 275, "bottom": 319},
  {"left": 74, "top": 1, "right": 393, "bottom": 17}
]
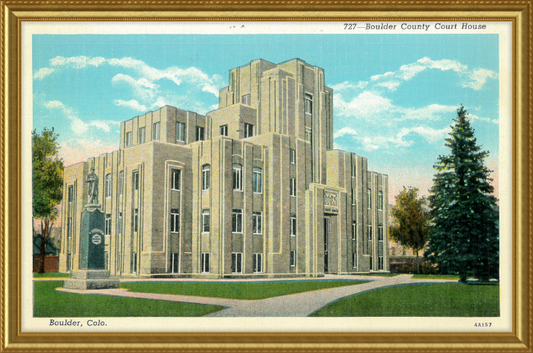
[{"left": 1, "top": 2, "right": 529, "bottom": 352}]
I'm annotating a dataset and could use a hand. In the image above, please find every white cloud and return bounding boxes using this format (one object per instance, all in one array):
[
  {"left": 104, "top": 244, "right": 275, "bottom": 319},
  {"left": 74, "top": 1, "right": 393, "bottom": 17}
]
[
  {"left": 330, "top": 81, "right": 368, "bottom": 91},
  {"left": 44, "top": 100, "right": 118, "bottom": 135},
  {"left": 114, "top": 99, "right": 147, "bottom": 112},
  {"left": 50, "top": 56, "right": 106, "bottom": 68},
  {"left": 462, "top": 68, "right": 499, "bottom": 90},
  {"left": 333, "top": 127, "right": 358, "bottom": 139},
  {"left": 469, "top": 113, "right": 499, "bottom": 124},
  {"left": 400, "top": 104, "right": 456, "bottom": 121},
  {"left": 356, "top": 125, "right": 451, "bottom": 152},
  {"left": 334, "top": 91, "right": 396, "bottom": 120},
  {"left": 370, "top": 71, "right": 394, "bottom": 81},
  {"left": 112, "top": 73, "right": 158, "bottom": 100},
  {"left": 375, "top": 81, "right": 401, "bottom": 91},
  {"left": 34, "top": 67, "right": 55, "bottom": 79}
]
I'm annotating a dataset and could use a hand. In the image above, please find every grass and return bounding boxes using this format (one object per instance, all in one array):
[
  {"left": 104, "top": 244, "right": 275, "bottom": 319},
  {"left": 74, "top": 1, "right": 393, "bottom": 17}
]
[
  {"left": 33, "top": 281, "right": 224, "bottom": 317},
  {"left": 122, "top": 279, "right": 368, "bottom": 300},
  {"left": 357, "top": 273, "right": 399, "bottom": 277},
  {"left": 412, "top": 274, "right": 460, "bottom": 280},
  {"left": 33, "top": 272, "right": 71, "bottom": 278},
  {"left": 310, "top": 283, "right": 500, "bottom": 317}
]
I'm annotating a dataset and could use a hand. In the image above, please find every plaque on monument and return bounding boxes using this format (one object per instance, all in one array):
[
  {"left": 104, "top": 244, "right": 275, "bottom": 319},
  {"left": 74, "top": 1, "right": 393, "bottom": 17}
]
[{"left": 63, "top": 169, "right": 119, "bottom": 290}]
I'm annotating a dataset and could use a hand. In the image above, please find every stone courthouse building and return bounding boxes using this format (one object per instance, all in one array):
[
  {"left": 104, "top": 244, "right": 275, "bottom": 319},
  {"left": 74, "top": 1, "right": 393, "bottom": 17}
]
[{"left": 60, "top": 58, "right": 389, "bottom": 278}]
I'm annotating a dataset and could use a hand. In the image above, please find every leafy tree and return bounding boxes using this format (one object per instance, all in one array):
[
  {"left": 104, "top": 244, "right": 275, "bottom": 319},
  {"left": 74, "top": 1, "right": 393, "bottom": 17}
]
[
  {"left": 426, "top": 106, "right": 499, "bottom": 282},
  {"left": 389, "top": 187, "right": 430, "bottom": 273},
  {"left": 33, "top": 128, "right": 63, "bottom": 273}
]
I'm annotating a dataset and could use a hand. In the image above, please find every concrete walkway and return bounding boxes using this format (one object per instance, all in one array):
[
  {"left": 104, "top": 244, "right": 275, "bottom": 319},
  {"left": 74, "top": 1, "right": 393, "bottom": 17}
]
[{"left": 56, "top": 274, "right": 458, "bottom": 317}]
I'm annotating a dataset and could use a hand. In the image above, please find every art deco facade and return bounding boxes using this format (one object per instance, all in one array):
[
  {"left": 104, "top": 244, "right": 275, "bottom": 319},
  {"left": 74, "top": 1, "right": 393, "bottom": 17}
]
[{"left": 60, "top": 58, "right": 389, "bottom": 278}]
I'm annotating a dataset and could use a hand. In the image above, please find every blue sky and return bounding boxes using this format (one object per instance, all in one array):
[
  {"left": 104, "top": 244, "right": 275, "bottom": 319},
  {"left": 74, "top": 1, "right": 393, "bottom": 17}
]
[{"left": 33, "top": 34, "right": 500, "bottom": 202}]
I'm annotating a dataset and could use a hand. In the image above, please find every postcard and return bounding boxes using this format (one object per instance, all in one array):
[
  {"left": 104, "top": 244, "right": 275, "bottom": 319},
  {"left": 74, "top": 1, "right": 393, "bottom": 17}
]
[{"left": 21, "top": 20, "right": 512, "bottom": 333}]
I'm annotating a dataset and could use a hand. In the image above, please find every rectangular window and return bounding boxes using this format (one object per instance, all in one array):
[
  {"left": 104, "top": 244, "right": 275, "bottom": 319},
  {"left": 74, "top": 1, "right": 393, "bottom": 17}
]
[
  {"left": 290, "top": 149, "right": 296, "bottom": 164},
  {"left": 105, "top": 214, "right": 111, "bottom": 235},
  {"left": 290, "top": 178, "right": 296, "bottom": 197},
  {"left": 171, "top": 253, "right": 179, "bottom": 273},
  {"left": 231, "top": 253, "right": 243, "bottom": 274},
  {"left": 378, "top": 256, "right": 384, "bottom": 270},
  {"left": 152, "top": 122, "right": 160, "bottom": 141},
  {"left": 253, "top": 253, "right": 262, "bottom": 273},
  {"left": 118, "top": 171, "right": 124, "bottom": 196},
  {"left": 369, "top": 256, "right": 373, "bottom": 271},
  {"left": 232, "top": 209, "right": 243, "bottom": 233},
  {"left": 352, "top": 188, "right": 356, "bottom": 205},
  {"left": 176, "top": 122, "right": 186, "bottom": 142},
  {"left": 201, "top": 253, "right": 210, "bottom": 273},
  {"left": 378, "top": 191, "right": 383, "bottom": 210},
  {"left": 138, "top": 127, "right": 145, "bottom": 144},
  {"left": 133, "top": 209, "right": 139, "bottom": 232},
  {"left": 201, "top": 165, "right": 210, "bottom": 191},
  {"left": 118, "top": 212, "right": 123, "bottom": 235},
  {"left": 241, "top": 93, "right": 251, "bottom": 106},
  {"left": 352, "top": 163, "right": 357, "bottom": 177},
  {"left": 67, "top": 217, "right": 72, "bottom": 238},
  {"left": 290, "top": 250, "right": 296, "bottom": 267},
  {"left": 352, "top": 253, "right": 357, "bottom": 268},
  {"left": 253, "top": 167, "right": 262, "bottom": 193},
  {"left": 244, "top": 123, "right": 254, "bottom": 138},
  {"left": 305, "top": 128, "right": 312, "bottom": 143},
  {"left": 68, "top": 185, "right": 73, "bottom": 203},
  {"left": 105, "top": 173, "right": 112, "bottom": 198},
  {"left": 131, "top": 253, "right": 137, "bottom": 273},
  {"left": 133, "top": 171, "right": 139, "bottom": 190},
  {"left": 367, "top": 188, "right": 372, "bottom": 209},
  {"left": 196, "top": 126, "right": 205, "bottom": 141},
  {"left": 367, "top": 225, "right": 372, "bottom": 240},
  {"left": 126, "top": 131, "right": 133, "bottom": 147},
  {"left": 253, "top": 211, "right": 262, "bottom": 234},
  {"left": 290, "top": 215, "right": 296, "bottom": 236},
  {"left": 202, "top": 210, "right": 210, "bottom": 233},
  {"left": 378, "top": 226, "right": 383, "bottom": 241},
  {"left": 220, "top": 124, "right": 228, "bottom": 136},
  {"left": 170, "top": 209, "right": 180, "bottom": 233},
  {"left": 171, "top": 169, "right": 181, "bottom": 190},
  {"left": 352, "top": 222, "right": 356, "bottom": 240},
  {"left": 304, "top": 93, "right": 313, "bottom": 114},
  {"left": 233, "top": 164, "right": 243, "bottom": 191}
]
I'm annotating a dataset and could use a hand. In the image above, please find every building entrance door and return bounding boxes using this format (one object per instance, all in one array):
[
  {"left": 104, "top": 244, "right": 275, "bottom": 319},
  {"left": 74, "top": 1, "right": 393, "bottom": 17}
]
[{"left": 324, "top": 217, "right": 329, "bottom": 273}]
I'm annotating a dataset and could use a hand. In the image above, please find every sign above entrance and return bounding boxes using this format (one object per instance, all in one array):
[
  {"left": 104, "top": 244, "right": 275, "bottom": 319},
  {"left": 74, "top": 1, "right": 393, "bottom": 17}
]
[{"left": 324, "top": 191, "right": 339, "bottom": 214}]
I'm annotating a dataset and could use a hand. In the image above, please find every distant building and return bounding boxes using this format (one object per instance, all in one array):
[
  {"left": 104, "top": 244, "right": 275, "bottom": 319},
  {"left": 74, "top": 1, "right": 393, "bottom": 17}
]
[{"left": 60, "top": 59, "right": 389, "bottom": 278}]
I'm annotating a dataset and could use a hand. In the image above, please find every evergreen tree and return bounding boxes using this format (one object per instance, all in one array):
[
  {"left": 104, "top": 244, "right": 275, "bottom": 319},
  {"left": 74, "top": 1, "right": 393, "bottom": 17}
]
[
  {"left": 427, "top": 105, "right": 499, "bottom": 282},
  {"left": 33, "top": 128, "right": 63, "bottom": 273},
  {"left": 389, "top": 187, "right": 430, "bottom": 273}
]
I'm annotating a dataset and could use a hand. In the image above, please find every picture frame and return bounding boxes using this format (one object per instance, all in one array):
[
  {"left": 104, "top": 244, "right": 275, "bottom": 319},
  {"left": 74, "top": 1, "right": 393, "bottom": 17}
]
[{"left": 2, "top": 1, "right": 529, "bottom": 351}]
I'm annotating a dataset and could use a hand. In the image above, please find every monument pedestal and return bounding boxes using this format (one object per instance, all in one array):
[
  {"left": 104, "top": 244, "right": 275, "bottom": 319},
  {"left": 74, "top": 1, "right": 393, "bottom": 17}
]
[
  {"left": 63, "top": 203, "right": 119, "bottom": 290},
  {"left": 64, "top": 270, "right": 119, "bottom": 290}
]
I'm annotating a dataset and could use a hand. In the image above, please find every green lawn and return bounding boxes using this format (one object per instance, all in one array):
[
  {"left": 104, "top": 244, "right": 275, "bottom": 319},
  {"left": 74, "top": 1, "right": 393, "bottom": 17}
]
[
  {"left": 357, "top": 273, "right": 399, "bottom": 277},
  {"left": 122, "top": 280, "right": 367, "bottom": 300},
  {"left": 310, "top": 283, "right": 500, "bottom": 317},
  {"left": 34, "top": 281, "right": 224, "bottom": 317},
  {"left": 33, "top": 272, "right": 71, "bottom": 278},
  {"left": 412, "top": 274, "right": 460, "bottom": 280}
]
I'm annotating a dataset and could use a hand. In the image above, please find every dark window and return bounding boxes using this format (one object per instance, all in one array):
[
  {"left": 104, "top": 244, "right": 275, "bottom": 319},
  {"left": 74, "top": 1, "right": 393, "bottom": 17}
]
[
  {"left": 202, "top": 210, "right": 210, "bottom": 233},
  {"left": 253, "top": 168, "right": 262, "bottom": 193},
  {"left": 233, "top": 164, "right": 243, "bottom": 191},
  {"left": 253, "top": 253, "right": 262, "bottom": 273},
  {"left": 176, "top": 122, "right": 186, "bottom": 142},
  {"left": 171, "top": 253, "right": 179, "bottom": 273},
  {"left": 133, "top": 209, "right": 139, "bottom": 232},
  {"left": 304, "top": 93, "right": 313, "bottom": 114},
  {"left": 201, "top": 253, "right": 210, "bottom": 273},
  {"left": 244, "top": 123, "right": 254, "bottom": 138},
  {"left": 171, "top": 169, "right": 181, "bottom": 190},
  {"left": 201, "top": 165, "right": 210, "bottom": 191},
  {"left": 253, "top": 211, "right": 262, "bottom": 234},
  {"left": 231, "top": 253, "right": 243, "bottom": 273},
  {"left": 290, "top": 149, "right": 296, "bottom": 164},
  {"left": 138, "top": 127, "right": 145, "bottom": 144},
  {"left": 105, "top": 214, "right": 111, "bottom": 235},
  {"left": 220, "top": 125, "right": 228, "bottom": 136},
  {"left": 196, "top": 126, "right": 205, "bottom": 141},
  {"left": 133, "top": 172, "right": 139, "bottom": 190},
  {"left": 290, "top": 250, "right": 296, "bottom": 267},
  {"left": 242, "top": 94, "right": 251, "bottom": 106},
  {"left": 152, "top": 122, "right": 160, "bottom": 141},
  {"left": 232, "top": 209, "right": 243, "bottom": 233},
  {"left": 170, "top": 209, "right": 180, "bottom": 233},
  {"left": 105, "top": 174, "right": 112, "bottom": 198}
]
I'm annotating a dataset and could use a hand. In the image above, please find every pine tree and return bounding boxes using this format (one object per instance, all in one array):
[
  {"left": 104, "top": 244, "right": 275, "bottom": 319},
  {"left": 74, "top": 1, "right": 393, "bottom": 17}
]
[{"left": 427, "top": 105, "right": 499, "bottom": 282}]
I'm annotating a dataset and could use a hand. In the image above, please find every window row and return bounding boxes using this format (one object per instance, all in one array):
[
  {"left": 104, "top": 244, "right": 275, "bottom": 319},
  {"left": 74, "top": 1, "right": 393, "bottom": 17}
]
[
  {"left": 201, "top": 209, "right": 263, "bottom": 235},
  {"left": 199, "top": 252, "right": 263, "bottom": 273},
  {"left": 124, "top": 121, "right": 207, "bottom": 147},
  {"left": 352, "top": 189, "right": 384, "bottom": 210},
  {"left": 202, "top": 165, "right": 263, "bottom": 193}
]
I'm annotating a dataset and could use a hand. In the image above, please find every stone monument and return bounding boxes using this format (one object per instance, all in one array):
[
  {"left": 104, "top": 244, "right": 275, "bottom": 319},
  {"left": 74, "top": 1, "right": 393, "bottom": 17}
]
[{"left": 64, "top": 168, "right": 119, "bottom": 290}]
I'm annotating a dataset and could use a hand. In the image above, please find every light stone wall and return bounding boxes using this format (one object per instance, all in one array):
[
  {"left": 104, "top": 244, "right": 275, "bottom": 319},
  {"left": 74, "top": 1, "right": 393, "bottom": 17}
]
[{"left": 61, "top": 58, "right": 389, "bottom": 278}]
